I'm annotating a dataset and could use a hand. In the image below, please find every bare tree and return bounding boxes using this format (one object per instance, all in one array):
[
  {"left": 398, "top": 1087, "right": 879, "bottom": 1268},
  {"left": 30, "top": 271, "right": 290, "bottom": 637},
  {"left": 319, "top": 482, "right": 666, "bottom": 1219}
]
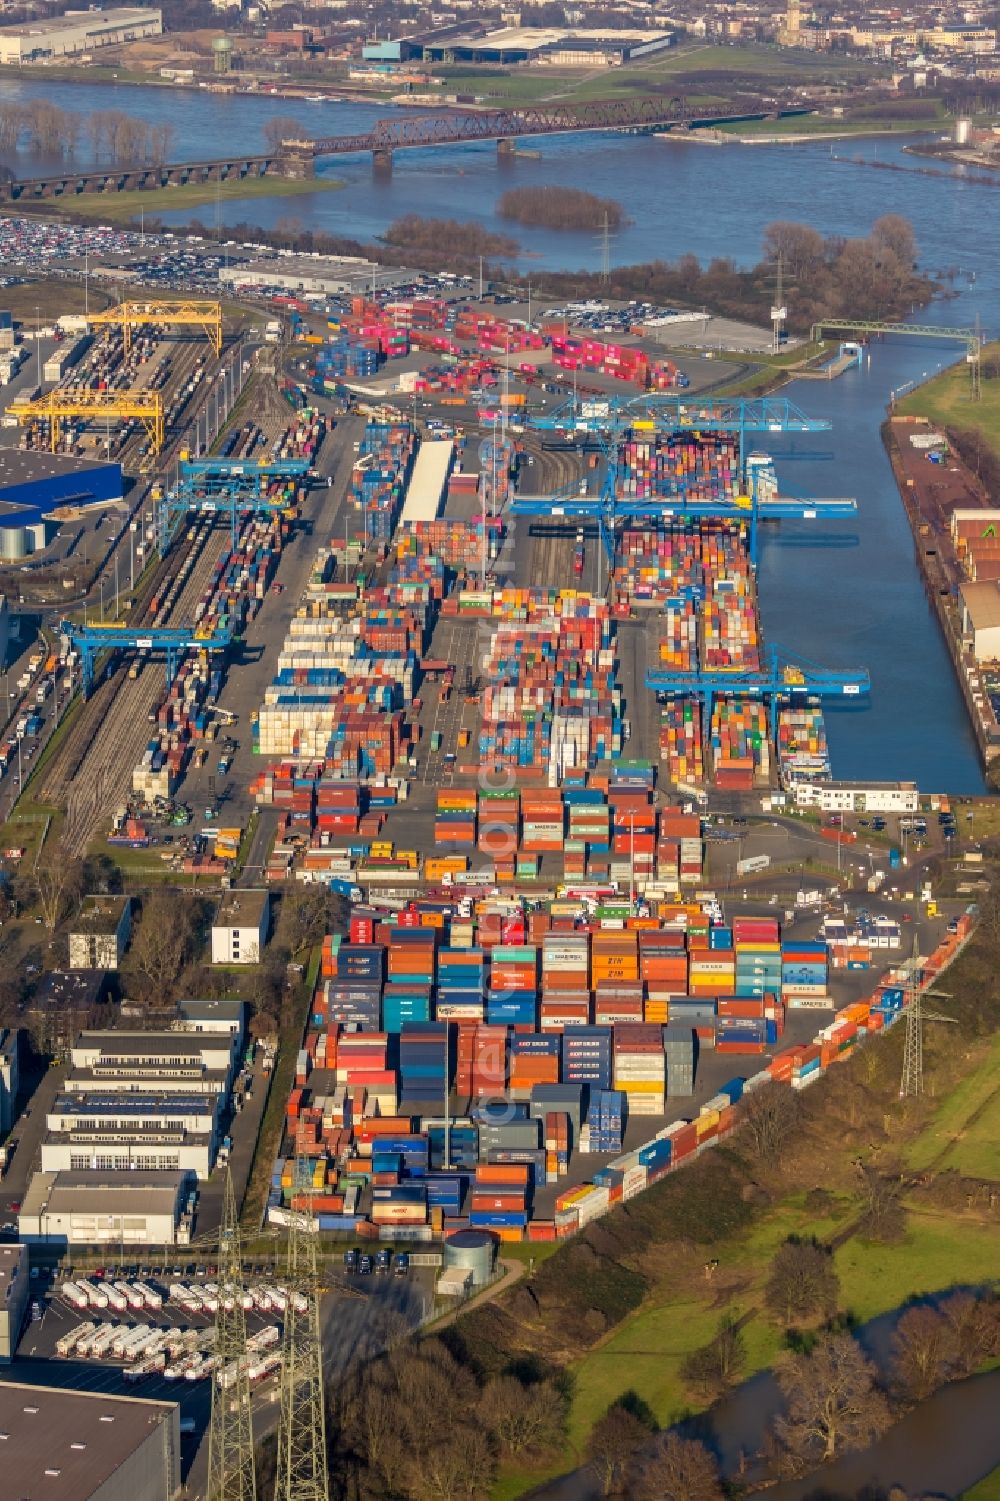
[
  {"left": 33, "top": 844, "right": 81, "bottom": 930},
  {"left": 940, "top": 1291, "right": 1000, "bottom": 1376},
  {"left": 764, "top": 1237, "right": 840, "bottom": 1328},
  {"left": 872, "top": 213, "right": 917, "bottom": 268},
  {"left": 262, "top": 115, "right": 307, "bottom": 153},
  {"left": 738, "top": 1081, "right": 800, "bottom": 1163},
  {"left": 891, "top": 1305, "right": 948, "bottom": 1402},
  {"left": 680, "top": 1311, "right": 746, "bottom": 1398},
  {"left": 480, "top": 1375, "right": 567, "bottom": 1459},
  {"left": 150, "top": 120, "right": 175, "bottom": 164},
  {"left": 630, "top": 1432, "right": 724, "bottom": 1501},
  {"left": 279, "top": 883, "right": 331, "bottom": 958},
  {"left": 856, "top": 1162, "right": 907, "bottom": 1243},
  {"left": 131, "top": 889, "right": 203, "bottom": 999},
  {"left": 772, "top": 1334, "right": 892, "bottom": 1475},
  {"left": 585, "top": 1401, "right": 651, "bottom": 1496}
]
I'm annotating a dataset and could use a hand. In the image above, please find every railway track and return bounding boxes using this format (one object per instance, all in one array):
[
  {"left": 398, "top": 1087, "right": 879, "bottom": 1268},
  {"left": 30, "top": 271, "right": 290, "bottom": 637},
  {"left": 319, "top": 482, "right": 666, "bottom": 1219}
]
[
  {"left": 39, "top": 326, "right": 238, "bottom": 855},
  {"left": 59, "top": 522, "right": 229, "bottom": 855}
]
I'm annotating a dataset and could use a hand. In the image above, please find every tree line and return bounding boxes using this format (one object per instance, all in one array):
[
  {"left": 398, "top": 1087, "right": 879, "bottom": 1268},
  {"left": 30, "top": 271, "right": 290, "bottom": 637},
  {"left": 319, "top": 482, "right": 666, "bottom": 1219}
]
[
  {"left": 497, "top": 186, "right": 627, "bottom": 232},
  {"left": 0, "top": 102, "right": 175, "bottom": 165}
]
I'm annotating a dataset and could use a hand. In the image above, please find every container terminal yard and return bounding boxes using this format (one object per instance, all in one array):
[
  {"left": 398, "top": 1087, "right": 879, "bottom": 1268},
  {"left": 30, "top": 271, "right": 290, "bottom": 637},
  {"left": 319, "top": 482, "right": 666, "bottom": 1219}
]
[{"left": 0, "top": 265, "right": 985, "bottom": 1486}]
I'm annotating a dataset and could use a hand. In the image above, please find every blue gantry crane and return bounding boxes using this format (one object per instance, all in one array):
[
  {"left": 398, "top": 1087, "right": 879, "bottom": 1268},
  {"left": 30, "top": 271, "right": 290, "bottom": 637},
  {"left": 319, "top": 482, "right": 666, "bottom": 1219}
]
[
  {"left": 60, "top": 621, "right": 233, "bottom": 697},
  {"left": 158, "top": 458, "right": 311, "bottom": 547},
  {"left": 645, "top": 643, "right": 870, "bottom": 747},
  {"left": 510, "top": 395, "right": 855, "bottom": 567}
]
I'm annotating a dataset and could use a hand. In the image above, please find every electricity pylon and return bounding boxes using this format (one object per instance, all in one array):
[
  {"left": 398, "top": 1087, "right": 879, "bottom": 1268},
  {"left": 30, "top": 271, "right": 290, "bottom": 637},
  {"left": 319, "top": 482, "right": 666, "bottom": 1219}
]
[
  {"left": 207, "top": 1168, "right": 257, "bottom": 1501},
  {"left": 275, "top": 1175, "right": 329, "bottom": 1501},
  {"left": 899, "top": 933, "right": 955, "bottom": 1098}
]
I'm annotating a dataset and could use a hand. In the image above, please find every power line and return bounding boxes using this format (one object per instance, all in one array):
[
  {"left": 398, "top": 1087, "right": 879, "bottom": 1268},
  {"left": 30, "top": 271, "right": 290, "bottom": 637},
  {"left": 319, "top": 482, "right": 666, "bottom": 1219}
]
[
  {"left": 207, "top": 1168, "right": 258, "bottom": 1501},
  {"left": 899, "top": 933, "right": 955, "bottom": 1098},
  {"left": 275, "top": 1176, "right": 330, "bottom": 1501}
]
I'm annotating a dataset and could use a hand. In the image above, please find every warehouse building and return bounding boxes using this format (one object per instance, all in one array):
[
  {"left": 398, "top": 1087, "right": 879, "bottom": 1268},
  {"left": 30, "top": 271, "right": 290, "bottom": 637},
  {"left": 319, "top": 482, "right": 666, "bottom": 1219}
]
[
  {"left": 219, "top": 256, "right": 411, "bottom": 298},
  {"left": 18, "top": 1169, "right": 188, "bottom": 1246},
  {"left": 211, "top": 889, "right": 270, "bottom": 965},
  {"left": 0, "top": 1381, "right": 181, "bottom": 1501},
  {"left": 68, "top": 895, "right": 132, "bottom": 971},
  {"left": 0, "top": 7, "right": 162, "bottom": 64},
  {"left": 0, "top": 451, "right": 124, "bottom": 562},
  {"left": 960, "top": 580, "right": 1000, "bottom": 661},
  {"left": 0, "top": 1244, "right": 28, "bottom": 1363}
]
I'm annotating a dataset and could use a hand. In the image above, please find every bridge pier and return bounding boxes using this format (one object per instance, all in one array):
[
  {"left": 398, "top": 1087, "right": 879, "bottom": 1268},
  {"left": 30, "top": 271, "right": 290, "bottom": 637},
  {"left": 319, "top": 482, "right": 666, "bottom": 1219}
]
[
  {"left": 276, "top": 152, "right": 315, "bottom": 180},
  {"left": 372, "top": 147, "right": 393, "bottom": 171},
  {"left": 497, "top": 138, "right": 516, "bottom": 158}
]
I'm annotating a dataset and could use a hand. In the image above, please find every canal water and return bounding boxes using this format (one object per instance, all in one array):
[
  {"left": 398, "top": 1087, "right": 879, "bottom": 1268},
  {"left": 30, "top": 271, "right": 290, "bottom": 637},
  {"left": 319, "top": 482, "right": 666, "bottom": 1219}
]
[{"left": 0, "top": 77, "right": 995, "bottom": 789}]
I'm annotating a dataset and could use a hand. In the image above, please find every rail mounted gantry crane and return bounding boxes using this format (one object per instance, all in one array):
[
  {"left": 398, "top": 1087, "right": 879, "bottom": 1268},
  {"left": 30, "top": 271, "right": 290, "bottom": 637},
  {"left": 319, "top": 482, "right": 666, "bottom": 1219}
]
[
  {"left": 158, "top": 457, "right": 311, "bottom": 546},
  {"left": 8, "top": 389, "right": 165, "bottom": 454},
  {"left": 645, "top": 643, "right": 870, "bottom": 750},
  {"left": 510, "top": 395, "right": 855, "bottom": 567},
  {"left": 90, "top": 299, "right": 224, "bottom": 355},
  {"left": 59, "top": 620, "right": 232, "bottom": 696}
]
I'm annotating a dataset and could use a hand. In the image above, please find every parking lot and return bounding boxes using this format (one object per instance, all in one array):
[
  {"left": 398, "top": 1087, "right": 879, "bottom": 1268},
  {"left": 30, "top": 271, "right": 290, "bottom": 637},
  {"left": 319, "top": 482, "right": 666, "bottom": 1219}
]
[{"left": 9, "top": 1256, "right": 435, "bottom": 1497}]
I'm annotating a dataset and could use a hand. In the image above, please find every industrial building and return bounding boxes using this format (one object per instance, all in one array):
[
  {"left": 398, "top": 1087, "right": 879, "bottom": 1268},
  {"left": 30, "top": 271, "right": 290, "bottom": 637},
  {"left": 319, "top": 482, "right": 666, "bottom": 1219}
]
[
  {"left": 42, "top": 1091, "right": 220, "bottom": 1179},
  {"left": 219, "top": 256, "right": 410, "bottom": 298},
  {"left": 0, "top": 1381, "right": 181, "bottom": 1501},
  {"left": 790, "top": 781, "right": 921, "bottom": 813},
  {"left": 68, "top": 895, "right": 133, "bottom": 971},
  {"left": 363, "top": 25, "right": 674, "bottom": 65},
  {"left": 0, "top": 7, "right": 162, "bottom": 64},
  {"left": 69, "top": 1026, "right": 240, "bottom": 1085},
  {"left": 211, "top": 888, "right": 270, "bottom": 965},
  {"left": 0, "top": 1028, "right": 18, "bottom": 1135},
  {"left": 31, "top": 1012, "right": 242, "bottom": 1196},
  {"left": 18, "top": 1169, "right": 189, "bottom": 1246},
  {"left": 960, "top": 580, "right": 1000, "bottom": 661},
  {"left": 0, "top": 451, "right": 123, "bottom": 562},
  {"left": 0, "top": 1244, "right": 28, "bottom": 1363}
]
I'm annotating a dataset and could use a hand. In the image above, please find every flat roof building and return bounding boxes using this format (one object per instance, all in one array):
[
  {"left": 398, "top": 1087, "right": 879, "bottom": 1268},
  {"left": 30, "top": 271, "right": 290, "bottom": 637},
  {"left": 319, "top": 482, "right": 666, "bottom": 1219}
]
[
  {"left": 174, "top": 997, "right": 247, "bottom": 1036},
  {"left": 0, "top": 1243, "right": 28, "bottom": 1363},
  {"left": 0, "top": 1380, "right": 180, "bottom": 1501},
  {"left": 791, "top": 780, "right": 920, "bottom": 813},
  {"left": 961, "top": 580, "right": 1000, "bottom": 661},
  {"left": 18, "top": 1170, "right": 187, "bottom": 1246},
  {"left": 211, "top": 889, "right": 269, "bottom": 966},
  {"left": 68, "top": 895, "right": 132, "bottom": 972},
  {"left": 0, "top": 8, "right": 163, "bottom": 65},
  {"left": 0, "top": 1028, "right": 17, "bottom": 1136}
]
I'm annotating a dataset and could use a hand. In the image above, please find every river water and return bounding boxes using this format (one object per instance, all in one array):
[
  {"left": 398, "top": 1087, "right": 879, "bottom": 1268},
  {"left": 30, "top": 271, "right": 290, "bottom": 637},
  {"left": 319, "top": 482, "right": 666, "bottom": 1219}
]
[{"left": 0, "top": 77, "right": 994, "bottom": 789}]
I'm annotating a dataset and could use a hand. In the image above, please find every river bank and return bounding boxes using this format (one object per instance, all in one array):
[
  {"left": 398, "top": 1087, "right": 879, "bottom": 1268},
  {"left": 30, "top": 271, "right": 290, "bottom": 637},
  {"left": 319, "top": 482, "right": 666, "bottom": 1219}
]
[{"left": 478, "top": 919, "right": 1000, "bottom": 1499}]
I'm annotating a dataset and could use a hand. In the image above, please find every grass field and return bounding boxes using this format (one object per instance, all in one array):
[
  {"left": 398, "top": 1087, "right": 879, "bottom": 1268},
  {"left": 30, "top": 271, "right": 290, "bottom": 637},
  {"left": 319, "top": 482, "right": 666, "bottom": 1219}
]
[
  {"left": 716, "top": 114, "right": 942, "bottom": 139},
  {"left": 965, "top": 1470, "right": 1000, "bottom": 1500},
  {"left": 42, "top": 173, "right": 345, "bottom": 224},
  {"left": 897, "top": 340, "right": 1000, "bottom": 459},
  {"left": 493, "top": 1132, "right": 1000, "bottom": 1500},
  {"left": 427, "top": 41, "right": 884, "bottom": 107},
  {"left": 906, "top": 1034, "right": 1000, "bottom": 1179},
  {"left": 0, "top": 280, "right": 114, "bottom": 323}
]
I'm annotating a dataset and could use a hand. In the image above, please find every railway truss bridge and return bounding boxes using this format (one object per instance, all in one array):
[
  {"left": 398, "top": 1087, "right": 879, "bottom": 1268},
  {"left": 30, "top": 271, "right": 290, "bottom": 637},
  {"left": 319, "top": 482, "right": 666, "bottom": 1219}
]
[{"left": 5, "top": 93, "right": 812, "bottom": 197}]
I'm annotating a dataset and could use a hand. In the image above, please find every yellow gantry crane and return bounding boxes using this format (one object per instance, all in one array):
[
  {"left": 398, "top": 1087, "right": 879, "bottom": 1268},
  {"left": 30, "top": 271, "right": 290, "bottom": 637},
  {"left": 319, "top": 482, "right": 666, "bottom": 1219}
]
[
  {"left": 8, "top": 389, "right": 165, "bottom": 454},
  {"left": 90, "top": 299, "right": 224, "bottom": 355}
]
